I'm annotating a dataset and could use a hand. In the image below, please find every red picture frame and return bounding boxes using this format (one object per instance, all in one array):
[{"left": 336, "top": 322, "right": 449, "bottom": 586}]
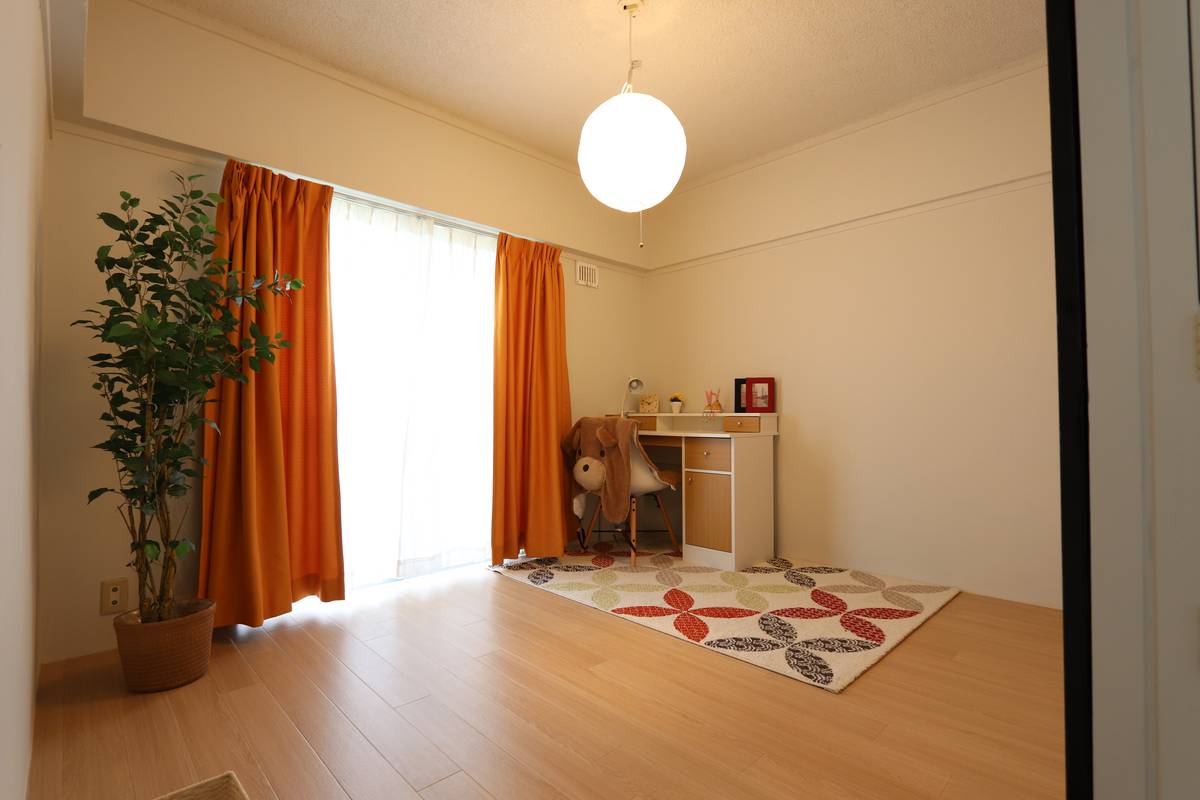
[{"left": 744, "top": 377, "right": 776, "bottom": 412}]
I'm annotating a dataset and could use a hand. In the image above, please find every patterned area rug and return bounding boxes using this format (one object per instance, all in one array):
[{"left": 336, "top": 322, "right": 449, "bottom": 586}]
[{"left": 496, "top": 541, "right": 959, "bottom": 692}]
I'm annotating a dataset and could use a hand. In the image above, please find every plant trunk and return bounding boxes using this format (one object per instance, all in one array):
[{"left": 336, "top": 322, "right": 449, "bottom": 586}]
[
  {"left": 156, "top": 492, "right": 176, "bottom": 621},
  {"left": 158, "top": 552, "right": 177, "bottom": 620},
  {"left": 136, "top": 551, "right": 156, "bottom": 621}
]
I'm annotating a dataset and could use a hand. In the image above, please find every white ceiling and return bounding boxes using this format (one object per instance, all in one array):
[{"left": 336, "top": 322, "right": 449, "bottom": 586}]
[{"left": 165, "top": 1, "right": 1045, "bottom": 182}]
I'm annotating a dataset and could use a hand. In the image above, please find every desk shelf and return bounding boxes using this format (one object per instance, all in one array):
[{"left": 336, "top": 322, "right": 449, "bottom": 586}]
[
  {"left": 624, "top": 412, "right": 777, "bottom": 417},
  {"left": 627, "top": 412, "right": 779, "bottom": 436},
  {"left": 639, "top": 430, "right": 773, "bottom": 439}
]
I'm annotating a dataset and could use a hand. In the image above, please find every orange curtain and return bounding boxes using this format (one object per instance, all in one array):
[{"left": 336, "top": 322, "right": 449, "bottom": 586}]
[
  {"left": 199, "top": 160, "right": 344, "bottom": 627},
  {"left": 491, "top": 234, "right": 574, "bottom": 564}
]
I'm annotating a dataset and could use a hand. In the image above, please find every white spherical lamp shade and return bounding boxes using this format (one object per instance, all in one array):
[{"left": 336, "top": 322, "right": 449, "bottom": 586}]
[{"left": 578, "top": 92, "right": 686, "bottom": 213}]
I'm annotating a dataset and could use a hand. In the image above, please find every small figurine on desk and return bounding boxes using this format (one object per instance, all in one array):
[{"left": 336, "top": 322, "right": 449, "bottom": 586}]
[{"left": 703, "top": 389, "right": 722, "bottom": 416}]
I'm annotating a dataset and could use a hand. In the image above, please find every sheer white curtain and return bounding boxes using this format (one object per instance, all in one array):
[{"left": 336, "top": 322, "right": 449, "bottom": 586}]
[{"left": 330, "top": 196, "right": 496, "bottom": 586}]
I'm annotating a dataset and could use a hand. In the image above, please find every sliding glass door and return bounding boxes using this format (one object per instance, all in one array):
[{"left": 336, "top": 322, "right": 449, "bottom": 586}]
[{"left": 330, "top": 196, "right": 496, "bottom": 586}]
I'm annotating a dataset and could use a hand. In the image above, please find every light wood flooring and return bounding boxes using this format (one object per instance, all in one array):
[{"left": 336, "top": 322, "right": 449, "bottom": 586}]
[{"left": 28, "top": 563, "right": 1065, "bottom": 799}]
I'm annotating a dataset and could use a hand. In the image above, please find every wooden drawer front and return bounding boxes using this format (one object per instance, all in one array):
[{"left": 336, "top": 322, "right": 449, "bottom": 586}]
[
  {"left": 629, "top": 415, "right": 657, "bottom": 431},
  {"left": 722, "top": 416, "right": 760, "bottom": 433},
  {"left": 685, "top": 472, "right": 732, "bottom": 552},
  {"left": 685, "top": 438, "right": 731, "bottom": 472}
]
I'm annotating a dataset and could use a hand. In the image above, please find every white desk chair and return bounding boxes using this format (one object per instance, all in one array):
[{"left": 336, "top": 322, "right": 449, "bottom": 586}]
[{"left": 578, "top": 444, "right": 680, "bottom": 566}]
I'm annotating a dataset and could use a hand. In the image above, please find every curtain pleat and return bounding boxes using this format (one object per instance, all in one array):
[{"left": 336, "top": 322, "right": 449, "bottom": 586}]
[
  {"left": 199, "top": 160, "right": 344, "bottom": 627},
  {"left": 491, "top": 234, "right": 574, "bottom": 564}
]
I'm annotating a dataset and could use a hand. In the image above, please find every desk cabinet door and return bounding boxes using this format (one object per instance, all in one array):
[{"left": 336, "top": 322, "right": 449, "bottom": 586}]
[{"left": 685, "top": 472, "right": 732, "bottom": 552}]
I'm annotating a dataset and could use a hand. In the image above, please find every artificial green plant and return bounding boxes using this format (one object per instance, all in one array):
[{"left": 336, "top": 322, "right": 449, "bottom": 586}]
[{"left": 76, "top": 174, "right": 301, "bottom": 623}]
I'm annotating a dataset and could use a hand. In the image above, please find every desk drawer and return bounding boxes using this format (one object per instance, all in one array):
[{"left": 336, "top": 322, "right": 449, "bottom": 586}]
[
  {"left": 685, "top": 438, "right": 731, "bottom": 472},
  {"left": 722, "top": 416, "right": 760, "bottom": 433},
  {"left": 629, "top": 415, "right": 657, "bottom": 431}
]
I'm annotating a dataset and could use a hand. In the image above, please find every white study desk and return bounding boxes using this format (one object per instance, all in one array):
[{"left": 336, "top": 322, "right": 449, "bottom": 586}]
[{"left": 628, "top": 413, "right": 777, "bottom": 571}]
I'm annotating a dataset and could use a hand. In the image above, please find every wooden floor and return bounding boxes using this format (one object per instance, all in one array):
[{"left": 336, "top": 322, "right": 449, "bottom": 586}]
[{"left": 28, "top": 564, "right": 1065, "bottom": 800}]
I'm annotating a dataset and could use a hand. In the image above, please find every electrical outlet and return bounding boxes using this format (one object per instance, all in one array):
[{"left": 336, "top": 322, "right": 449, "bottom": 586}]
[{"left": 100, "top": 577, "right": 129, "bottom": 616}]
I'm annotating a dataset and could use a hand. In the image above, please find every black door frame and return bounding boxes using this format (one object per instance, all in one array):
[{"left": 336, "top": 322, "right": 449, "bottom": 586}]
[{"left": 1044, "top": 2, "right": 1093, "bottom": 798}]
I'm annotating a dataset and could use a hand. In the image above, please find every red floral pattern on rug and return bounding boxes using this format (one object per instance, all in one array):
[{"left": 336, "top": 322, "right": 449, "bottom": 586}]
[
  {"left": 496, "top": 543, "right": 959, "bottom": 692},
  {"left": 612, "top": 588, "right": 758, "bottom": 641}
]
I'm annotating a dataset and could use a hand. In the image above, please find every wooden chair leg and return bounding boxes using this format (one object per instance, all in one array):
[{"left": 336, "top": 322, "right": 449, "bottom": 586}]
[
  {"left": 654, "top": 491, "right": 680, "bottom": 552},
  {"left": 580, "top": 497, "right": 602, "bottom": 551},
  {"left": 629, "top": 497, "right": 638, "bottom": 567}
]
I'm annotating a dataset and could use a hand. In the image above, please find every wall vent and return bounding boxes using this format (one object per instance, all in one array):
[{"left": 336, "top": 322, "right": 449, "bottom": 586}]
[{"left": 575, "top": 260, "right": 600, "bottom": 288}]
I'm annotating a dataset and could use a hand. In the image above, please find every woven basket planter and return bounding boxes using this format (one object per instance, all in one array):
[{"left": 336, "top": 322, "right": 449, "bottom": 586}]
[
  {"left": 153, "top": 771, "right": 249, "bottom": 800},
  {"left": 113, "top": 599, "right": 215, "bottom": 692}
]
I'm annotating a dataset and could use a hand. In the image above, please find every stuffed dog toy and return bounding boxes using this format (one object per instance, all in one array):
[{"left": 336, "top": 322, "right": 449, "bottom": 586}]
[{"left": 562, "top": 416, "right": 672, "bottom": 524}]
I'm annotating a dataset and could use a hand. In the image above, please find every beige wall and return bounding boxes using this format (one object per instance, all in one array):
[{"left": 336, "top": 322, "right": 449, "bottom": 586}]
[
  {"left": 650, "top": 63, "right": 1051, "bottom": 269},
  {"left": 37, "top": 127, "right": 217, "bottom": 663},
  {"left": 642, "top": 181, "right": 1061, "bottom": 607},
  {"left": 633, "top": 65, "right": 1061, "bottom": 609},
  {"left": 82, "top": 0, "right": 647, "bottom": 270},
  {"left": 562, "top": 255, "right": 648, "bottom": 419},
  {"left": 1, "top": 0, "right": 47, "bottom": 793},
  {"left": 36, "top": 127, "right": 645, "bottom": 662}
]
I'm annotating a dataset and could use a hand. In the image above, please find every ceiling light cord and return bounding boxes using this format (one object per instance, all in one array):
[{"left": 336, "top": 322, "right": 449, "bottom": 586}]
[{"left": 630, "top": 9, "right": 645, "bottom": 248}]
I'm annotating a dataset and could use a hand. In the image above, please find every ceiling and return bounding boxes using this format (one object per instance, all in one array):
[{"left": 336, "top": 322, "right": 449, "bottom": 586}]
[{"left": 155, "top": 1, "right": 1045, "bottom": 182}]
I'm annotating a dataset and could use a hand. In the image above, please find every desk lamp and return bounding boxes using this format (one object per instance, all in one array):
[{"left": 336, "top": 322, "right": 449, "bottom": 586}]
[{"left": 620, "top": 377, "right": 643, "bottom": 417}]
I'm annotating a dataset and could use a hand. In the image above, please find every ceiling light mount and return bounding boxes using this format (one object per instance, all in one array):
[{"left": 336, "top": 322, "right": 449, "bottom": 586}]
[
  {"left": 619, "top": 1, "right": 644, "bottom": 92},
  {"left": 578, "top": 0, "right": 687, "bottom": 223}
]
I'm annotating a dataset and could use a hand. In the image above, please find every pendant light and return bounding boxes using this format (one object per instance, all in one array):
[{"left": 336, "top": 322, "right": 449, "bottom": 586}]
[{"left": 578, "top": 2, "right": 687, "bottom": 217}]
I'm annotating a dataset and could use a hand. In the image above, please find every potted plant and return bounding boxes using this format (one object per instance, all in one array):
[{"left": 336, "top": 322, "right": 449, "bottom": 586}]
[
  {"left": 669, "top": 392, "right": 685, "bottom": 413},
  {"left": 76, "top": 174, "right": 300, "bottom": 692}
]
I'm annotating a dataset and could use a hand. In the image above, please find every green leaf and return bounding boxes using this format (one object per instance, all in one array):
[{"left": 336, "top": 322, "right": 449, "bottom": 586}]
[
  {"left": 98, "top": 212, "right": 126, "bottom": 231},
  {"left": 87, "top": 487, "right": 113, "bottom": 504},
  {"left": 81, "top": 179, "right": 294, "bottom": 536},
  {"left": 172, "top": 539, "right": 196, "bottom": 559},
  {"left": 106, "top": 322, "right": 135, "bottom": 337}
]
